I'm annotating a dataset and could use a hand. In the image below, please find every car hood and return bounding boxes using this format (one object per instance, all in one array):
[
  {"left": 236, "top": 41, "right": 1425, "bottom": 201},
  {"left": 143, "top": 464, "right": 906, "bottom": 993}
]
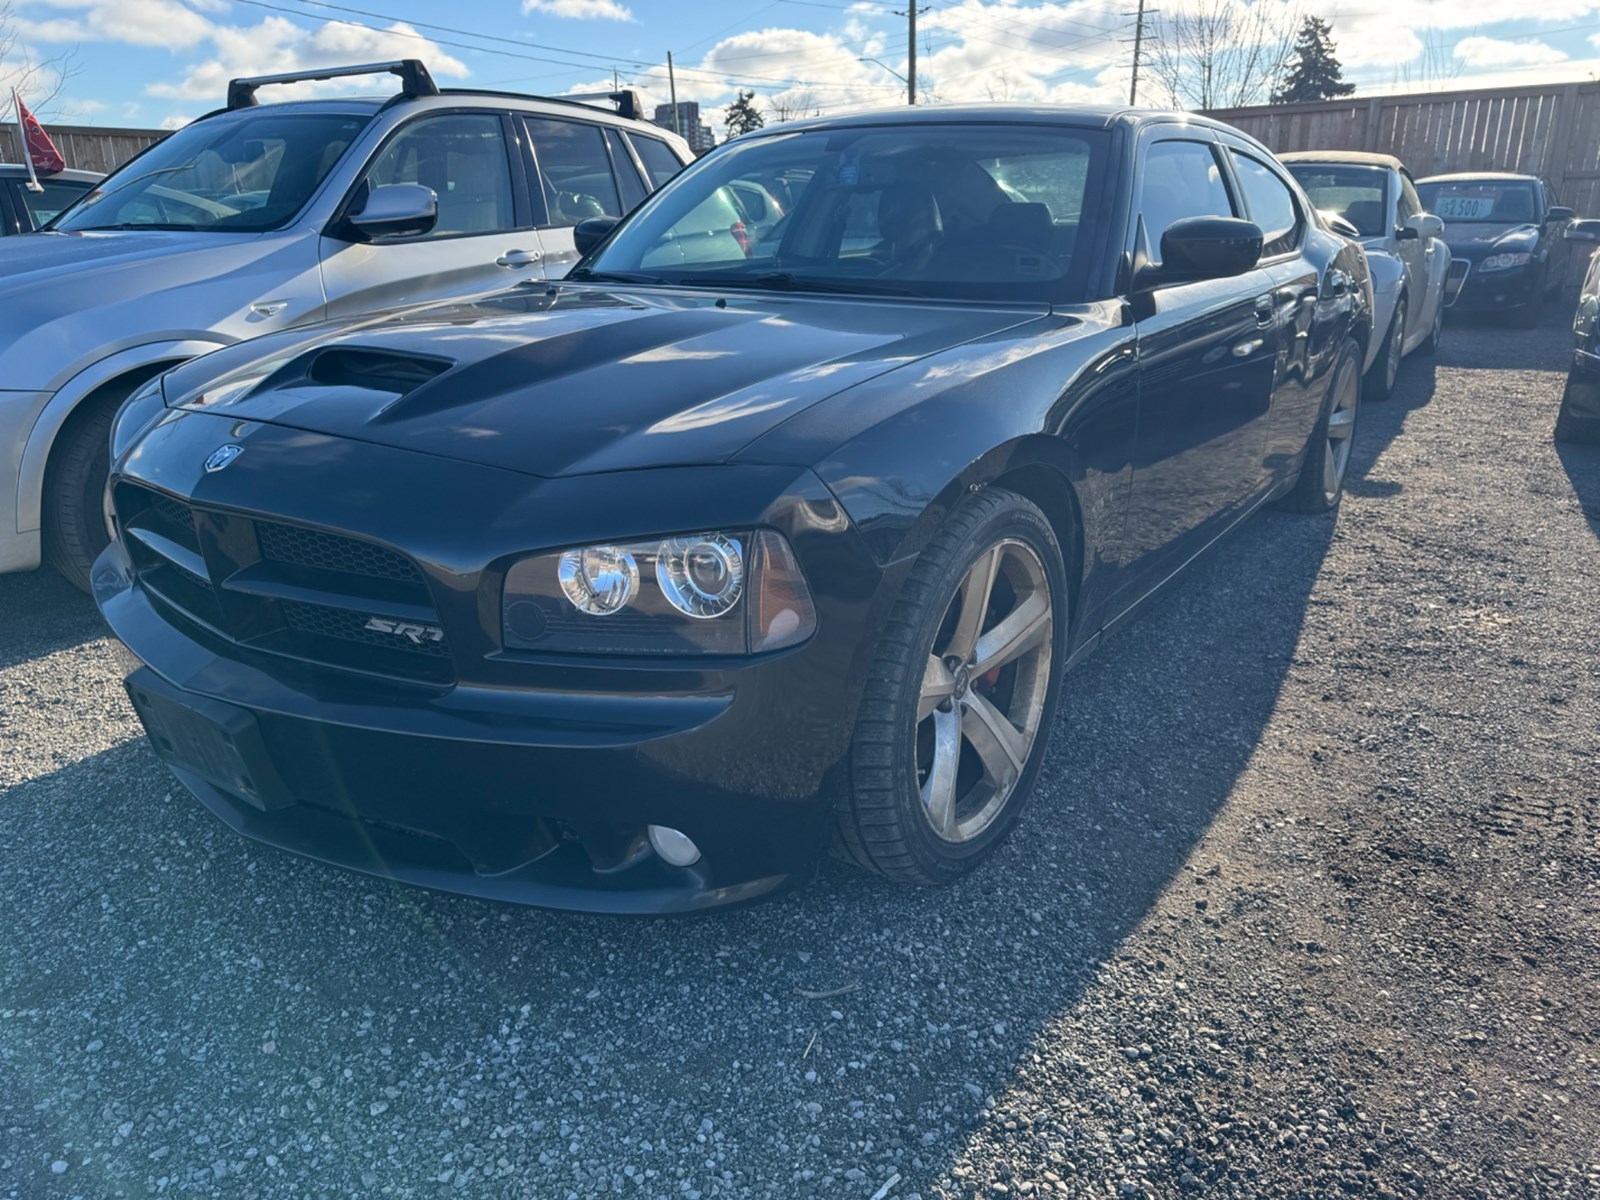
[
  {"left": 0, "top": 227, "right": 267, "bottom": 280},
  {"left": 163, "top": 284, "right": 1049, "bottom": 478},
  {"left": 1442, "top": 222, "right": 1540, "bottom": 260}
]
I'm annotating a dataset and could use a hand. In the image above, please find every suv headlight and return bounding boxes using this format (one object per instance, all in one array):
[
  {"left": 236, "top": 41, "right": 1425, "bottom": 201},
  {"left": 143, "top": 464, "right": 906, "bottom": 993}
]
[
  {"left": 109, "top": 377, "right": 168, "bottom": 461},
  {"left": 502, "top": 529, "right": 816, "bottom": 655},
  {"left": 1478, "top": 251, "right": 1532, "bottom": 273}
]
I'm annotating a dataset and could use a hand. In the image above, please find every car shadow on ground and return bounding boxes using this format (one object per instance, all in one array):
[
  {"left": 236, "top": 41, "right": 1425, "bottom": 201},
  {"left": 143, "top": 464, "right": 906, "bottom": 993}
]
[
  {"left": 0, "top": 568, "right": 104, "bottom": 672},
  {"left": 0, "top": 368, "right": 1444, "bottom": 1194},
  {"left": 1555, "top": 439, "right": 1600, "bottom": 540}
]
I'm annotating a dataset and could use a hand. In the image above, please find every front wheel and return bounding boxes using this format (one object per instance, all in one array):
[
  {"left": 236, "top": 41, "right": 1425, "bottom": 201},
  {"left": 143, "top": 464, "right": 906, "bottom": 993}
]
[
  {"left": 43, "top": 394, "right": 121, "bottom": 593},
  {"left": 1419, "top": 293, "right": 1444, "bottom": 355},
  {"left": 1366, "top": 296, "right": 1406, "bottom": 401},
  {"left": 836, "top": 488, "right": 1067, "bottom": 884},
  {"left": 1284, "top": 337, "right": 1361, "bottom": 514}
]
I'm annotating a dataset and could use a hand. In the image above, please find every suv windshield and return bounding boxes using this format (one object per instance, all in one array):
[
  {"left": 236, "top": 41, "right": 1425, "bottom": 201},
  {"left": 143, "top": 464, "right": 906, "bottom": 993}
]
[
  {"left": 1416, "top": 179, "right": 1539, "bottom": 225},
  {"left": 582, "top": 123, "right": 1109, "bottom": 302},
  {"left": 1286, "top": 164, "right": 1390, "bottom": 237},
  {"left": 53, "top": 112, "right": 370, "bottom": 234}
]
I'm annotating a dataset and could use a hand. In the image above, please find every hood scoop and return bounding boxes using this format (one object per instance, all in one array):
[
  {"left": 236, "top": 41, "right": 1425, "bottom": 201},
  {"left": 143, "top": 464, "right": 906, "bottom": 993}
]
[{"left": 305, "top": 347, "right": 452, "bottom": 397}]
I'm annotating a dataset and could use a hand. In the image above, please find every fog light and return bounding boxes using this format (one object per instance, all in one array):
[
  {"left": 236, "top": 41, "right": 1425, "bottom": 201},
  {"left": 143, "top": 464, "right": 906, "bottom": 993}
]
[{"left": 647, "top": 824, "right": 701, "bottom": 867}]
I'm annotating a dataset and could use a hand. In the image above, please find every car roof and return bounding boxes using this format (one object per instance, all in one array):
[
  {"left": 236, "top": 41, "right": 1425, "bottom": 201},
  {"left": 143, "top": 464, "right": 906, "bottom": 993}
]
[
  {"left": 741, "top": 103, "right": 1245, "bottom": 136},
  {"left": 1280, "top": 150, "right": 1404, "bottom": 170},
  {"left": 0, "top": 165, "right": 102, "bottom": 183},
  {"left": 1416, "top": 171, "right": 1542, "bottom": 184}
]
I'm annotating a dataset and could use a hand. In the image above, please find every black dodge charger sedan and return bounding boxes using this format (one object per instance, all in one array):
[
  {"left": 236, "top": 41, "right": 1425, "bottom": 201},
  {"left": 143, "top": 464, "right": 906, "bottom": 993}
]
[{"left": 96, "top": 106, "right": 1372, "bottom": 913}]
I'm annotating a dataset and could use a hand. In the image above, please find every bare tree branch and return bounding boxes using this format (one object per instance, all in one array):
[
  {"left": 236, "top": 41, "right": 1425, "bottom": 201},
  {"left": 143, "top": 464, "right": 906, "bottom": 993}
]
[
  {"left": 0, "top": 2, "right": 83, "bottom": 120},
  {"left": 1148, "top": 0, "right": 1301, "bottom": 111}
]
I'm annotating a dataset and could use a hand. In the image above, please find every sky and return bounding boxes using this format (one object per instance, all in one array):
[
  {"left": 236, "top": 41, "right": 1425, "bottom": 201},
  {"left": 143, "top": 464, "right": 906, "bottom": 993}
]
[{"left": 4, "top": 0, "right": 1600, "bottom": 133}]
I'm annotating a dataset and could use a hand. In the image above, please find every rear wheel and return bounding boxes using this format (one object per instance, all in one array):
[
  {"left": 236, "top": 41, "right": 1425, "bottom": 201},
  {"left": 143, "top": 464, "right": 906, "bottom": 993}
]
[
  {"left": 1285, "top": 337, "right": 1361, "bottom": 514},
  {"left": 836, "top": 488, "right": 1067, "bottom": 884},
  {"left": 43, "top": 393, "right": 122, "bottom": 593}
]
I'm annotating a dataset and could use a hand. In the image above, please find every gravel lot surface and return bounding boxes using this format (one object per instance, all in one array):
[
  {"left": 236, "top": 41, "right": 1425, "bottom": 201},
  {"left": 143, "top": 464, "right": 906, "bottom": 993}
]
[{"left": 2, "top": 313, "right": 1598, "bottom": 1200}]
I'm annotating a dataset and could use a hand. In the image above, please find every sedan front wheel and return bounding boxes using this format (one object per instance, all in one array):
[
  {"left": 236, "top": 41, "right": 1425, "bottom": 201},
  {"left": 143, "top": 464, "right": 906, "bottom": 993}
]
[{"left": 836, "top": 488, "right": 1067, "bottom": 884}]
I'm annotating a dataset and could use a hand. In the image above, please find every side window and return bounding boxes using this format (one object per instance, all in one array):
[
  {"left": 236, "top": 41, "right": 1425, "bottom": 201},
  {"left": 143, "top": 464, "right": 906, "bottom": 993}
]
[
  {"left": 1229, "top": 151, "right": 1302, "bottom": 257},
  {"left": 629, "top": 135, "right": 688, "bottom": 190},
  {"left": 605, "top": 128, "right": 648, "bottom": 210},
  {"left": 523, "top": 117, "right": 623, "bottom": 226},
  {"left": 19, "top": 179, "right": 92, "bottom": 229},
  {"left": 1138, "top": 140, "right": 1235, "bottom": 264},
  {"left": 362, "top": 113, "right": 515, "bottom": 237}
]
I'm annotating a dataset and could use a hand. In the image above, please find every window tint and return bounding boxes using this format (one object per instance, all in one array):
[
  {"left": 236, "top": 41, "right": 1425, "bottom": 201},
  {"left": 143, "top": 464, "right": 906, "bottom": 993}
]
[
  {"left": 630, "top": 135, "right": 687, "bottom": 189},
  {"left": 1139, "top": 141, "right": 1234, "bottom": 264},
  {"left": 524, "top": 117, "right": 622, "bottom": 225},
  {"left": 361, "top": 113, "right": 514, "bottom": 237},
  {"left": 1230, "top": 151, "right": 1301, "bottom": 257},
  {"left": 17, "top": 179, "right": 91, "bottom": 229}
]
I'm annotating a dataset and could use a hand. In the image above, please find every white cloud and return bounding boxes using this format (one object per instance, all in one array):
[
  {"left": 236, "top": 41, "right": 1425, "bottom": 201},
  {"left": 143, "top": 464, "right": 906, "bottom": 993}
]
[
  {"left": 146, "top": 17, "right": 468, "bottom": 103},
  {"left": 522, "top": 0, "right": 633, "bottom": 19},
  {"left": 17, "top": 0, "right": 216, "bottom": 48},
  {"left": 1454, "top": 35, "right": 1567, "bottom": 67}
]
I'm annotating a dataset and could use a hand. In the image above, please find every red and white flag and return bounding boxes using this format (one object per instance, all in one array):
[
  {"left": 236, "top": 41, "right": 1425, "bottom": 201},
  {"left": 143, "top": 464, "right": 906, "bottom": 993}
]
[{"left": 12, "top": 90, "right": 66, "bottom": 186}]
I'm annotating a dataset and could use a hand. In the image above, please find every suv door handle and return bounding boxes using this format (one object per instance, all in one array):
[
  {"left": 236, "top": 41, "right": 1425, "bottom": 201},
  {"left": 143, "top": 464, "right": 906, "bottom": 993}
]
[{"left": 496, "top": 249, "right": 543, "bottom": 269}]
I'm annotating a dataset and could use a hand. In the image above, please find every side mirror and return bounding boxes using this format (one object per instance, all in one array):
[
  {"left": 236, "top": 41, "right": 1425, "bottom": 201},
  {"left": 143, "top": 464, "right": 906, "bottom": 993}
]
[
  {"left": 1548, "top": 205, "right": 1576, "bottom": 224},
  {"left": 346, "top": 183, "right": 438, "bottom": 241},
  {"left": 1395, "top": 225, "right": 1419, "bottom": 241},
  {"left": 1411, "top": 213, "right": 1445, "bottom": 240},
  {"left": 1320, "top": 210, "right": 1360, "bottom": 240},
  {"left": 1565, "top": 218, "right": 1600, "bottom": 243},
  {"left": 1138, "top": 216, "right": 1263, "bottom": 290},
  {"left": 574, "top": 215, "right": 621, "bottom": 257}
]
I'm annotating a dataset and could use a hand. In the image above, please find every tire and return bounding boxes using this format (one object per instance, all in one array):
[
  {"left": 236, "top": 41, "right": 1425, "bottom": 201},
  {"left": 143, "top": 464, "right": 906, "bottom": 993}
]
[
  {"left": 42, "top": 392, "right": 122, "bottom": 593},
  {"left": 1419, "top": 293, "right": 1444, "bottom": 355},
  {"left": 1365, "top": 296, "right": 1405, "bottom": 401},
  {"left": 835, "top": 487, "right": 1068, "bottom": 885},
  {"left": 1513, "top": 271, "right": 1546, "bottom": 329},
  {"left": 1555, "top": 373, "right": 1600, "bottom": 445},
  {"left": 1285, "top": 337, "right": 1361, "bottom": 514}
]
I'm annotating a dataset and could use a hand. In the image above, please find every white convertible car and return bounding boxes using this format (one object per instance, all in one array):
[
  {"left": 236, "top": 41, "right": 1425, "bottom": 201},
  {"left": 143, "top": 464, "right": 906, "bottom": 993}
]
[{"left": 1284, "top": 151, "right": 1451, "bottom": 401}]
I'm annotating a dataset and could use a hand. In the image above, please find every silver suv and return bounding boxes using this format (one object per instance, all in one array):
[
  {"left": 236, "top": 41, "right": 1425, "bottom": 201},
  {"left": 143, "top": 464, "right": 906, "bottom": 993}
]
[{"left": 0, "top": 59, "right": 691, "bottom": 588}]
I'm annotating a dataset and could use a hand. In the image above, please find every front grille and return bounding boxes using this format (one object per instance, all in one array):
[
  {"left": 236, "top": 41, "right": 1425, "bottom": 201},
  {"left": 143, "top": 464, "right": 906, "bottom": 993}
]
[
  {"left": 114, "top": 484, "right": 453, "bottom": 685},
  {"left": 257, "top": 520, "right": 425, "bottom": 585}
]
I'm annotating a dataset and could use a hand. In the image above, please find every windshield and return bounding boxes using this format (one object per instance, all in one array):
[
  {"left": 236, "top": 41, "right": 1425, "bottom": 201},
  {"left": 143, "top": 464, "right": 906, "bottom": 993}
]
[
  {"left": 1286, "top": 164, "right": 1390, "bottom": 237},
  {"left": 53, "top": 112, "right": 369, "bottom": 234},
  {"left": 582, "top": 124, "right": 1110, "bottom": 302},
  {"left": 1416, "top": 179, "right": 1539, "bottom": 225}
]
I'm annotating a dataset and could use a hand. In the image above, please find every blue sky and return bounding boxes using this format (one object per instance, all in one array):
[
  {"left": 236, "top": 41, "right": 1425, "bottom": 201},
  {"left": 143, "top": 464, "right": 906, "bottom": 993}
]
[{"left": 5, "top": 0, "right": 1600, "bottom": 132}]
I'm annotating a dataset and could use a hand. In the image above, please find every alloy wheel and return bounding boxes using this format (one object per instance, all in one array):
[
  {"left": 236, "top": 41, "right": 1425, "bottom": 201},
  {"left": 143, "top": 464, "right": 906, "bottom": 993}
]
[
  {"left": 1323, "top": 358, "right": 1359, "bottom": 504},
  {"left": 914, "top": 539, "right": 1054, "bottom": 843},
  {"left": 1385, "top": 298, "right": 1406, "bottom": 391}
]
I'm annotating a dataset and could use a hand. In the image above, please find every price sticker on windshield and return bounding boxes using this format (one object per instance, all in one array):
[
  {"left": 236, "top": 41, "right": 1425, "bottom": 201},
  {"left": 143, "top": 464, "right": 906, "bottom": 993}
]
[{"left": 1436, "top": 195, "right": 1495, "bottom": 220}]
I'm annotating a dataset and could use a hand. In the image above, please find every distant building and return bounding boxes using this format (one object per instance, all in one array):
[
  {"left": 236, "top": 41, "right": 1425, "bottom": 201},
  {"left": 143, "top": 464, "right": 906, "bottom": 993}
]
[{"left": 654, "top": 102, "right": 715, "bottom": 154}]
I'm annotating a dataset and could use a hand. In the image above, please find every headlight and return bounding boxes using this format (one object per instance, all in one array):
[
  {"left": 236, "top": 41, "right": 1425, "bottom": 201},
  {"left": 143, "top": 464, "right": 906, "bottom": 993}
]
[
  {"left": 503, "top": 529, "right": 816, "bottom": 655},
  {"left": 109, "top": 376, "right": 169, "bottom": 461},
  {"left": 1478, "top": 251, "right": 1533, "bottom": 273}
]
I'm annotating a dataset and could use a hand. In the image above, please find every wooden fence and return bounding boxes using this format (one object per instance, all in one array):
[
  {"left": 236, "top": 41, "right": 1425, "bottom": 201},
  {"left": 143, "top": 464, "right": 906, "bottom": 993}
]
[
  {"left": 1208, "top": 81, "right": 1600, "bottom": 289},
  {"left": 0, "top": 122, "right": 165, "bottom": 175}
]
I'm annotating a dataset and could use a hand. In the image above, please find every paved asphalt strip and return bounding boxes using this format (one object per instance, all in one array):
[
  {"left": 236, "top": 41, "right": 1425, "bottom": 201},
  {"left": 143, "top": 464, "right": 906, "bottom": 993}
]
[{"left": 1, "top": 314, "right": 1597, "bottom": 1198}]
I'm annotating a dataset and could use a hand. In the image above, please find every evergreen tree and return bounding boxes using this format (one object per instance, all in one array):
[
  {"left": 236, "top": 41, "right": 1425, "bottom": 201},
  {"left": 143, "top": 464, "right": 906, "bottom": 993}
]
[
  {"left": 724, "top": 90, "right": 765, "bottom": 138},
  {"left": 1273, "top": 17, "right": 1356, "bottom": 103}
]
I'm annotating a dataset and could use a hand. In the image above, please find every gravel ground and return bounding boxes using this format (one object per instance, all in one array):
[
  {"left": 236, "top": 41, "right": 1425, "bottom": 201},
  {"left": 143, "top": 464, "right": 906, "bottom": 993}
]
[{"left": 2, "top": 311, "right": 1598, "bottom": 1200}]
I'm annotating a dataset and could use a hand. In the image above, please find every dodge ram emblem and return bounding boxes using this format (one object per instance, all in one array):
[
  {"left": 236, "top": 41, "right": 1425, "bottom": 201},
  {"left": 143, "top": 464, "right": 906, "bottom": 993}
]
[{"left": 203, "top": 444, "right": 244, "bottom": 473}]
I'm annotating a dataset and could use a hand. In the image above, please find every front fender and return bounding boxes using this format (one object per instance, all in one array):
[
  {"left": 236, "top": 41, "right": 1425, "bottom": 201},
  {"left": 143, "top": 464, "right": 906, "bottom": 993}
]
[{"left": 15, "top": 339, "right": 225, "bottom": 534}]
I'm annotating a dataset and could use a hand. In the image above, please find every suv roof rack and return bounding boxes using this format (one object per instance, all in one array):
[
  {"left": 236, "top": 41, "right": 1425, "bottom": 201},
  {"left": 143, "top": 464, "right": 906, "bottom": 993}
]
[
  {"left": 439, "top": 87, "right": 646, "bottom": 122},
  {"left": 227, "top": 59, "right": 439, "bottom": 110}
]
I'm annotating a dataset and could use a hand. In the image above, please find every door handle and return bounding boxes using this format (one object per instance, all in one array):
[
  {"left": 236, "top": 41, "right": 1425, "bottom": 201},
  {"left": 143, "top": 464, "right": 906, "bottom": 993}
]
[{"left": 496, "top": 249, "right": 543, "bottom": 269}]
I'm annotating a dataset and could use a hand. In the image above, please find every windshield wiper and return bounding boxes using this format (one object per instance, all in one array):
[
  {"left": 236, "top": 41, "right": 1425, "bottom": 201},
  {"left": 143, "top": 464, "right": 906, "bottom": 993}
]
[
  {"left": 676, "top": 271, "right": 919, "bottom": 296},
  {"left": 66, "top": 223, "right": 203, "bottom": 232},
  {"left": 566, "top": 267, "right": 667, "bottom": 284}
]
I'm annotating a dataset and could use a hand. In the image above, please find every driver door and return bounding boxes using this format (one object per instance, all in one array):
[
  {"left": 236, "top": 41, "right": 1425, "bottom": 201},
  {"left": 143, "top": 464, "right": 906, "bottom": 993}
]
[{"left": 319, "top": 110, "right": 547, "bottom": 320}]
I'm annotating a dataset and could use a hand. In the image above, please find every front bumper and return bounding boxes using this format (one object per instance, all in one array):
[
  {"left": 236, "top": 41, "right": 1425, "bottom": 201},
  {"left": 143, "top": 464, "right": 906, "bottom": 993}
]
[
  {"left": 95, "top": 418, "right": 891, "bottom": 914},
  {"left": 1447, "top": 259, "right": 1542, "bottom": 311}
]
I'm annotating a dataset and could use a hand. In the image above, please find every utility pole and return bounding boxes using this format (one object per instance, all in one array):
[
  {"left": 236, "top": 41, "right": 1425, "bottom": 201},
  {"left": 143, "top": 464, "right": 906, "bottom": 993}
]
[
  {"left": 906, "top": 0, "right": 917, "bottom": 105},
  {"left": 1129, "top": 0, "right": 1149, "bottom": 105},
  {"left": 613, "top": 66, "right": 620, "bottom": 91},
  {"left": 667, "top": 51, "right": 680, "bottom": 138}
]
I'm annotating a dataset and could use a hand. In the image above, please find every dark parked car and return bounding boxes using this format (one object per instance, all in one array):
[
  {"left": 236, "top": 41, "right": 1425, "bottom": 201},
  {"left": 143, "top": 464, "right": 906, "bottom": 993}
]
[
  {"left": 1416, "top": 172, "right": 1573, "bottom": 326},
  {"left": 1555, "top": 218, "right": 1600, "bottom": 443},
  {"left": 96, "top": 106, "right": 1372, "bottom": 913},
  {"left": 0, "top": 165, "right": 99, "bottom": 236}
]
